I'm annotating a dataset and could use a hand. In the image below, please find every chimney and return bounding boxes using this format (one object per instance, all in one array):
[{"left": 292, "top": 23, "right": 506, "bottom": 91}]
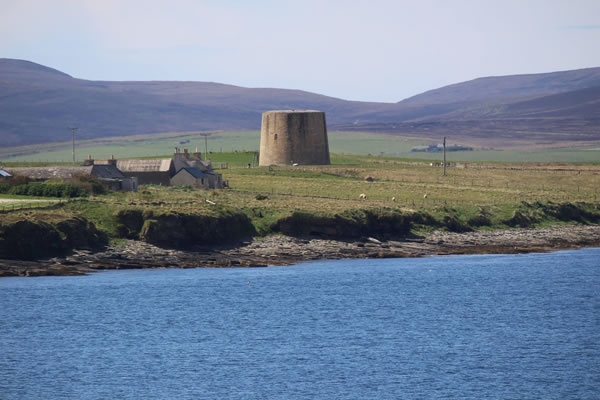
[
  {"left": 183, "top": 148, "right": 190, "bottom": 159},
  {"left": 173, "top": 149, "right": 186, "bottom": 163},
  {"left": 107, "top": 154, "right": 117, "bottom": 166},
  {"left": 82, "top": 154, "right": 94, "bottom": 166},
  {"left": 193, "top": 147, "right": 202, "bottom": 161}
]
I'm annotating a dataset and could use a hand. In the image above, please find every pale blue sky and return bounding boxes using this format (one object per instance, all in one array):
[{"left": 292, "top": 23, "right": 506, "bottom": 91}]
[{"left": 1, "top": 0, "right": 599, "bottom": 102}]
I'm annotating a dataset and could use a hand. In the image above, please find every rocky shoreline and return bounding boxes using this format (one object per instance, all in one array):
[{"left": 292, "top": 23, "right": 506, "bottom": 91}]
[{"left": 1, "top": 224, "right": 599, "bottom": 277}]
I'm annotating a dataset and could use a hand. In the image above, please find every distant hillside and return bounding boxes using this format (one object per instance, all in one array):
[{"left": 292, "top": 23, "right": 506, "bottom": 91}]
[
  {"left": 346, "top": 68, "right": 600, "bottom": 124},
  {"left": 0, "top": 59, "right": 382, "bottom": 146},
  {"left": 332, "top": 69, "right": 600, "bottom": 147},
  {"left": 479, "top": 85, "right": 600, "bottom": 119},
  {"left": 399, "top": 68, "right": 600, "bottom": 105},
  {"left": 1, "top": 58, "right": 599, "bottom": 148}
]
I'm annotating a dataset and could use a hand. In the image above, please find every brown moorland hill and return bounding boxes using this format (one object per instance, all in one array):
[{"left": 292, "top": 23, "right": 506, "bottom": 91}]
[{"left": 1, "top": 58, "right": 599, "bottom": 148}]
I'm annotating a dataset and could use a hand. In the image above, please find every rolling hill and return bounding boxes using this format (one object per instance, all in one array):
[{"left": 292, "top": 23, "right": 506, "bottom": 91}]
[{"left": 1, "top": 58, "right": 599, "bottom": 148}]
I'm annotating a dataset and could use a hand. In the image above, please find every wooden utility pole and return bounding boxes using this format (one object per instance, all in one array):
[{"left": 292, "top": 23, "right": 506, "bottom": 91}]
[
  {"left": 204, "top": 135, "right": 208, "bottom": 159},
  {"left": 200, "top": 133, "right": 210, "bottom": 160},
  {"left": 443, "top": 136, "right": 447, "bottom": 176},
  {"left": 70, "top": 127, "right": 78, "bottom": 165}
]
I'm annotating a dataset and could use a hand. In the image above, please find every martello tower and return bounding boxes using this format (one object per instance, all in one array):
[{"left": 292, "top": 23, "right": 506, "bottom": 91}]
[{"left": 259, "top": 110, "right": 330, "bottom": 166}]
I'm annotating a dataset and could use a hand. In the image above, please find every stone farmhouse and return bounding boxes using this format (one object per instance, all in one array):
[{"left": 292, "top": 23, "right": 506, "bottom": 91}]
[
  {"left": 171, "top": 166, "right": 223, "bottom": 189},
  {"left": 6, "top": 149, "right": 223, "bottom": 191},
  {"left": 116, "top": 148, "right": 224, "bottom": 189}
]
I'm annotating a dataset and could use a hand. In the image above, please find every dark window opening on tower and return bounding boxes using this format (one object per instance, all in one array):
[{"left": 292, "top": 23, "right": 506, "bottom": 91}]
[{"left": 274, "top": 133, "right": 278, "bottom": 140}]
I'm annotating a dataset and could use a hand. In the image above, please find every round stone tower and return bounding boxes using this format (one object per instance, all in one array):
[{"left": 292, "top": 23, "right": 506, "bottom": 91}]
[{"left": 259, "top": 110, "right": 330, "bottom": 166}]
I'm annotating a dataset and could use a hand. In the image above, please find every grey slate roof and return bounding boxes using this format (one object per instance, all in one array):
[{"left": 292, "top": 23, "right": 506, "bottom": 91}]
[
  {"left": 173, "top": 155, "right": 210, "bottom": 173},
  {"left": 8, "top": 166, "right": 95, "bottom": 179},
  {"left": 91, "top": 165, "right": 126, "bottom": 179},
  {"left": 7, "top": 165, "right": 125, "bottom": 180},
  {"left": 117, "top": 159, "right": 173, "bottom": 173},
  {"left": 178, "top": 167, "right": 210, "bottom": 178}
]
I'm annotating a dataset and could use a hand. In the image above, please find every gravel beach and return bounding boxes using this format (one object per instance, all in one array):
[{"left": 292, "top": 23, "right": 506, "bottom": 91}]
[{"left": 1, "top": 224, "right": 599, "bottom": 277}]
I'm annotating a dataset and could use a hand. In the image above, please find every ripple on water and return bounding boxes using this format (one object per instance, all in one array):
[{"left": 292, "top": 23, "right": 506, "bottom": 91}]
[{"left": 1, "top": 248, "right": 599, "bottom": 399}]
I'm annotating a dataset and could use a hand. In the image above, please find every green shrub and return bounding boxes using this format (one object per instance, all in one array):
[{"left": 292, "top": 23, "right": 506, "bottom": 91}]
[
  {"left": 8, "top": 182, "right": 88, "bottom": 198},
  {"left": 5, "top": 175, "right": 30, "bottom": 187},
  {"left": 8, "top": 184, "right": 29, "bottom": 196},
  {"left": 76, "top": 176, "right": 107, "bottom": 195}
]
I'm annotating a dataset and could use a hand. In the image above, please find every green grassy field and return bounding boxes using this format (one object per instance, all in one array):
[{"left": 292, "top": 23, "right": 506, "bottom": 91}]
[
  {"left": 220, "top": 153, "right": 600, "bottom": 206},
  {"left": 0, "top": 131, "right": 261, "bottom": 163},
  {"left": 2, "top": 152, "right": 599, "bottom": 243},
  {"left": 3, "top": 153, "right": 599, "bottom": 209},
  {"left": 2, "top": 130, "right": 599, "bottom": 163},
  {"left": 59, "top": 153, "right": 600, "bottom": 237}
]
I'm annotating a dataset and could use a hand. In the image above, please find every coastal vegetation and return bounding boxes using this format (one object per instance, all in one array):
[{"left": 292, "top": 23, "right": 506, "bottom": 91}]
[
  {"left": 1, "top": 152, "right": 599, "bottom": 260},
  {"left": 0, "top": 175, "right": 106, "bottom": 198}
]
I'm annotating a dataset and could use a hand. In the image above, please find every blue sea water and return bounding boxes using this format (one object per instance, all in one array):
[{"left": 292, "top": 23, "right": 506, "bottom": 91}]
[{"left": 1, "top": 249, "right": 599, "bottom": 399}]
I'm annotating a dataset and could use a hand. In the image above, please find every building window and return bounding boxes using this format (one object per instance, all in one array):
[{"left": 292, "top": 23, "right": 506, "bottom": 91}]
[{"left": 274, "top": 133, "right": 278, "bottom": 140}]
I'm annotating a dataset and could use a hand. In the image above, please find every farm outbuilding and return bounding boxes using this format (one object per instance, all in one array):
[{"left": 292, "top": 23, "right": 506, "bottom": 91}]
[
  {"left": 116, "top": 159, "right": 175, "bottom": 186},
  {"left": 7, "top": 164, "right": 137, "bottom": 192}
]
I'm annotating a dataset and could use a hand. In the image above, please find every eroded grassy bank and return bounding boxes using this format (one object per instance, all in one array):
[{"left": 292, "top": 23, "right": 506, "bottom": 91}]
[{"left": 1, "top": 199, "right": 599, "bottom": 261}]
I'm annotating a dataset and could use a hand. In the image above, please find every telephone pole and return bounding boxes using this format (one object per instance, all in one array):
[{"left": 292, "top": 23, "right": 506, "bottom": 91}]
[
  {"left": 70, "top": 127, "right": 78, "bottom": 165},
  {"left": 443, "top": 136, "right": 447, "bottom": 176},
  {"left": 199, "top": 133, "right": 210, "bottom": 160}
]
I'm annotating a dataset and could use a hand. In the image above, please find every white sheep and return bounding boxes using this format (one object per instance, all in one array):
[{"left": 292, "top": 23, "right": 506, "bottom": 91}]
[
  {"left": 391, "top": 196, "right": 396, "bottom": 202},
  {"left": 359, "top": 193, "right": 367, "bottom": 200},
  {"left": 423, "top": 194, "right": 428, "bottom": 199}
]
